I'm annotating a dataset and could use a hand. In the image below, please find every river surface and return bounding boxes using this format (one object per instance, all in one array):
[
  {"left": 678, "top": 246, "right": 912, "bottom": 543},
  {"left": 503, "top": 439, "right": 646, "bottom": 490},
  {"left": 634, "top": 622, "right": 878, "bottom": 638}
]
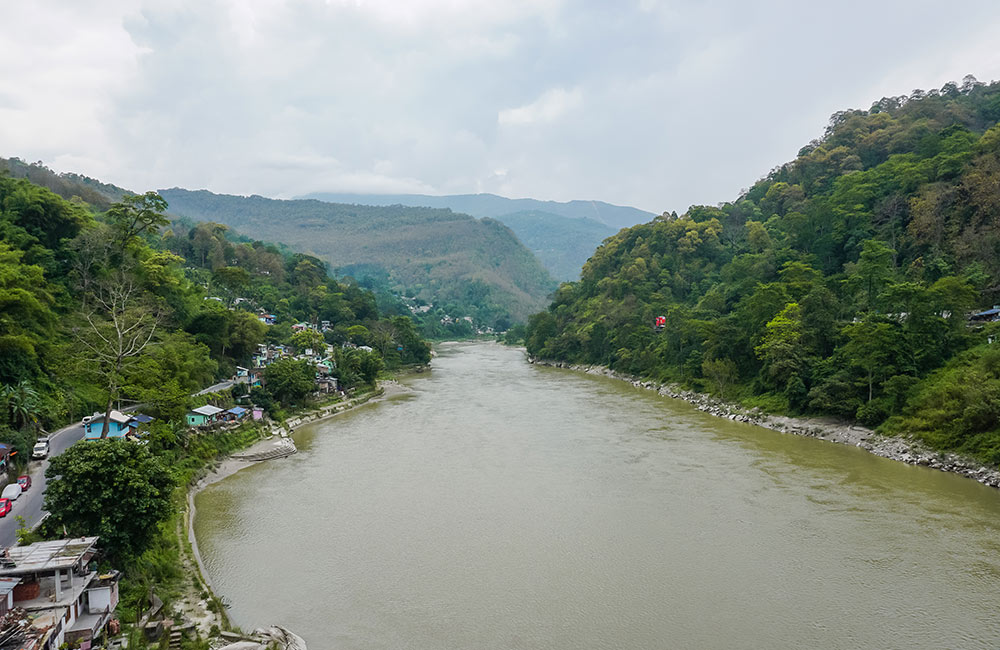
[{"left": 195, "top": 342, "right": 1000, "bottom": 649}]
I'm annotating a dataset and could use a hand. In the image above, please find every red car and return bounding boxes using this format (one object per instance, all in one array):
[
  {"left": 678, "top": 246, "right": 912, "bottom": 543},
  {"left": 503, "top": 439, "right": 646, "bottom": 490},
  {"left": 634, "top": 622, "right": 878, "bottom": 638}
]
[
  {"left": 0, "top": 499, "right": 10, "bottom": 517},
  {"left": 16, "top": 476, "right": 30, "bottom": 491}
]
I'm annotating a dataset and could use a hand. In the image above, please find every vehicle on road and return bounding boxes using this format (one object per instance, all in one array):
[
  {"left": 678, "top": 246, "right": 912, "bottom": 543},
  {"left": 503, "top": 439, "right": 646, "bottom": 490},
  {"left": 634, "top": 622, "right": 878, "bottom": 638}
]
[
  {"left": 16, "top": 475, "right": 31, "bottom": 491},
  {"left": 0, "top": 499, "right": 10, "bottom": 517},
  {"left": 1, "top": 484, "right": 22, "bottom": 501},
  {"left": 32, "top": 438, "right": 50, "bottom": 460},
  {"left": 82, "top": 415, "right": 93, "bottom": 426}
]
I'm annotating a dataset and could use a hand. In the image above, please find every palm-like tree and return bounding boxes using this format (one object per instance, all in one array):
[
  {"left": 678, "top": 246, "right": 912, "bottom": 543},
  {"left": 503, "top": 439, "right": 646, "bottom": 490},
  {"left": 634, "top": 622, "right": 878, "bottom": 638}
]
[{"left": 2, "top": 380, "right": 38, "bottom": 431}]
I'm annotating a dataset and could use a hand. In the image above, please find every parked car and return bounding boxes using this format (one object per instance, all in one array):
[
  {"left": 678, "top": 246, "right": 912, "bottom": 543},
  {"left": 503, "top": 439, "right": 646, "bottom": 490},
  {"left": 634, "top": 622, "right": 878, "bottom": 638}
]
[
  {"left": 82, "top": 415, "right": 93, "bottom": 426},
  {"left": 16, "top": 475, "right": 31, "bottom": 491},
  {"left": 1, "top": 483, "right": 21, "bottom": 501},
  {"left": 0, "top": 499, "right": 10, "bottom": 518},
  {"left": 32, "top": 438, "right": 49, "bottom": 460}
]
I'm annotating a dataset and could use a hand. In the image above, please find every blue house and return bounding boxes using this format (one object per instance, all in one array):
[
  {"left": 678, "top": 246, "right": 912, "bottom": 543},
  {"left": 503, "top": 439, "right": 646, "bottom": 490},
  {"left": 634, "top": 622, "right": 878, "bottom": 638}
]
[{"left": 84, "top": 411, "right": 134, "bottom": 439}]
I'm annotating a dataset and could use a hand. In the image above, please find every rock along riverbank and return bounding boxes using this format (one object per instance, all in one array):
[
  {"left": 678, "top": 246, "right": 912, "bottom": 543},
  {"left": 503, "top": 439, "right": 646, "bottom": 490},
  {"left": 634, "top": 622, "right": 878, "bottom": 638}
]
[{"left": 530, "top": 358, "right": 1000, "bottom": 490}]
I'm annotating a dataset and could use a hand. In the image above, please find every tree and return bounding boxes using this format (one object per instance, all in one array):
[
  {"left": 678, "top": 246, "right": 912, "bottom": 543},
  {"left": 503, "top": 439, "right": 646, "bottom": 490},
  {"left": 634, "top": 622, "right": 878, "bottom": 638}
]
[
  {"left": 263, "top": 358, "right": 314, "bottom": 405},
  {"left": 841, "top": 317, "right": 906, "bottom": 403},
  {"left": 755, "top": 303, "right": 807, "bottom": 387},
  {"left": 44, "top": 440, "right": 174, "bottom": 562},
  {"left": 846, "top": 239, "right": 895, "bottom": 312},
  {"left": 290, "top": 328, "right": 325, "bottom": 355},
  {"left": 701, "top": 357, "right": 738, "bottom": 399},
  {"left": 73, "top": 270, "right": 161, "bottom": 437},
  {"left": 1, "top": 380, "right": 38, "bottom": 430},
  {"left": 107, "top": 192, "right": 169, "bottom": 256}
]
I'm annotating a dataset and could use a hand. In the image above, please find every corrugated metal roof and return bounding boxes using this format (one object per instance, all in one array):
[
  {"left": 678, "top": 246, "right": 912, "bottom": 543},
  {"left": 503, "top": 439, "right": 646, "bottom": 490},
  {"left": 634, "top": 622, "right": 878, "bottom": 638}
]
[
  {"left": 192, "top": 405, "right": 224, "bottom": 416},
  {"left": 0, "top": 537, "right": 98, "bottom": 575}
]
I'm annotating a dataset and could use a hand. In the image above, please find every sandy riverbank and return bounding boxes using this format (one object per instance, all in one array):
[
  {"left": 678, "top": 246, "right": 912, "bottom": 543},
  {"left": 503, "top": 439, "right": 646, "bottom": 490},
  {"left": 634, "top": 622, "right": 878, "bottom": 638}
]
[{"left": 531, "top": 358, "right": 1000, "bottom": 489}]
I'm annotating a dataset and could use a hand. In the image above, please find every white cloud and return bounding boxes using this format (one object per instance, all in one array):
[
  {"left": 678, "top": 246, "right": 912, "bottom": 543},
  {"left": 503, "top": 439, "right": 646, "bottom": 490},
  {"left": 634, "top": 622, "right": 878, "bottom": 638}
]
[
  {"left": 498, "top": 87, "right": 583, "bottom": 127},
  {"left": 2, "top": 1, "right": 1000, "bottom": 214}
]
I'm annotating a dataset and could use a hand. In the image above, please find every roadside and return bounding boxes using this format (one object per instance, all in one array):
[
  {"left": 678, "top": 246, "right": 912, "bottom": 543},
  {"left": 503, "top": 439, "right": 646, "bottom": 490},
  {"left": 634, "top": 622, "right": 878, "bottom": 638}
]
[
  {"left": 531, "top": 358, "right": 1000, "bottom": 489},
  {"left": 0, "top": 419, "right": 87, "bottom": 547}
]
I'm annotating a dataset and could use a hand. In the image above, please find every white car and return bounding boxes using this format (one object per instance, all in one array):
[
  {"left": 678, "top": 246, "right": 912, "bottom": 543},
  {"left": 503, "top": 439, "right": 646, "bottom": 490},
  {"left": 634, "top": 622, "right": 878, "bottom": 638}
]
[
  {"left": 1, "top": 483, "right": 22, "bottom": 501},
  {"left": 32, "top": 439, "right": 50, "bottom": 460}
]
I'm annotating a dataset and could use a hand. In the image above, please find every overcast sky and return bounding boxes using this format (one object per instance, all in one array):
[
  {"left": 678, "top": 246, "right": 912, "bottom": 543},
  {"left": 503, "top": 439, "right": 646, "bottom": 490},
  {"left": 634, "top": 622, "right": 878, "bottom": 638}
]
[{"left": 2, "top": 1, "right": 1000, "bottom": 214}]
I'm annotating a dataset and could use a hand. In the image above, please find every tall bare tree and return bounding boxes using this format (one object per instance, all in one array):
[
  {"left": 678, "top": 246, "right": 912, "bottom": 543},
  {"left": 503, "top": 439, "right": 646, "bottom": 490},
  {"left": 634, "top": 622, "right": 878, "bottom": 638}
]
[{"left": 73, "top": 270, "right": 160, "bottom": 438}]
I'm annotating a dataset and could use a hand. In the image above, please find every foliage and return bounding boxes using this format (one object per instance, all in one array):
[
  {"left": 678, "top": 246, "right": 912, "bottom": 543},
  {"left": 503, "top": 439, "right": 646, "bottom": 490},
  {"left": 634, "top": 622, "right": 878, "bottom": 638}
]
[
  {"left": 44, "top": 440, "right": 174, "bottom": 562},
  {"left": 262, "top": 358, "right": 315, "bottom": 406},
  {"left": 525, "top": 77, "right": 1000, "bottom": 461},
  {"left": 882, "top": 345, "right": 1000, "bottom": 464},
  {"left": 159, "top": 188, "right": 557, "bottom": 327}
]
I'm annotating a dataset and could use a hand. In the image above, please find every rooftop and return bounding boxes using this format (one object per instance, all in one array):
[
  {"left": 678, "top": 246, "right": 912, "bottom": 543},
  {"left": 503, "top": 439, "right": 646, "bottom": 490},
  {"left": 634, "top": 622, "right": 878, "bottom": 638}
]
[
  {"left": 0, "top": 538, "right": 98, "bottom": 576},
  {"left": 191, "top": 405, "right": 224, "bottom": 416}
]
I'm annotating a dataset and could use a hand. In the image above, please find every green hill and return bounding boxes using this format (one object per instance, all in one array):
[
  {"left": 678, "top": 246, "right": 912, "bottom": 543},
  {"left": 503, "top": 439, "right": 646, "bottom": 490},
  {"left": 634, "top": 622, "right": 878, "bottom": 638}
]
[
  {"left": 525, "top": 76, "right": 1000, "bottom": 464},
  {"left": 492, "top": 210, "right": 616, "bottom": 281},
  {"left": 299, "top": 191, "right": 653, "bottom": 230},
  {"left": 300, "top": 191, "right": 643, "bottom": 281},
  {"left": 159, "top": 189, "right": 557, "bottom": 326},
  {"left": 0, "top": 157, "right": 127, "bottom": 209}
]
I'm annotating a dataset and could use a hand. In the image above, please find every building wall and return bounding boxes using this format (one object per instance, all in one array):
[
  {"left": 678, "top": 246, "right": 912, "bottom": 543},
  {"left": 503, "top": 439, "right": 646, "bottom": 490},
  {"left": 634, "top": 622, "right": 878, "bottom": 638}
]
[{"left": 87, "top": 586, "right": 111, "bottom": 613}]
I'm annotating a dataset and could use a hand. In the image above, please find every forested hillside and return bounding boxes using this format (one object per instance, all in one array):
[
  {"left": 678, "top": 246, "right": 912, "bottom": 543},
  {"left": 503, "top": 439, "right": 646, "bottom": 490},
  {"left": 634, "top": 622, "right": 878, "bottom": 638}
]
[
  {"left": 302, "top": 192, "right": 636, "bottom": 281},
  {"left": 526, "top": 76, "right": 1000, "bottom": 464},
  {"left": 0, "top": 174, "right": 430, "bottom": 451},
  {"left": 301, "top": 191, "right": 652, "bottom": 229},
  {"left": 160, "top": 189, "right": 557, "bottom": 326}
]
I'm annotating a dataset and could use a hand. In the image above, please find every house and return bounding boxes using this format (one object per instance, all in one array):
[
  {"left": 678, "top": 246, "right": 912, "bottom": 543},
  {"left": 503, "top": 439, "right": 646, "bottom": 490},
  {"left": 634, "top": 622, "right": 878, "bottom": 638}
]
[
  {"left": 224, "top": 406, "right": 247, "bottom": 422},
  {"left": 291, "top": 322, "right": 311, "bottom": 332},
  {"left": 315, "top": 376, "right": 338, "bottom": 394},
  {"left": 970, "top": 306, "right": 1000, "bottom": 323},
  {"left": 186, "top": 405, "right": 225, "bottom": 427},
  {"left": 129, "top": 413, "right": 154, "bottom": 432},
  {"left": 0, "top": 537, "right": 121, "bottom": 650},
  {"left": 84, "top": 411, "right": 134, "bottom": 440},
  {"left": 257, "top": 313, "right": 276, "bottom": 325},
  {"left": 251, "top": 407, "right": 264, "bottom": 421}
]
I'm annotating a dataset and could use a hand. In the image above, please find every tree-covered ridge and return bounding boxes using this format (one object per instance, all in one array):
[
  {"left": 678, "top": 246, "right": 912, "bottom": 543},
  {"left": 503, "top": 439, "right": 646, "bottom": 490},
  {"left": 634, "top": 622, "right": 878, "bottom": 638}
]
[
  {"left": 486, "top": 210, "right": 616, "bottom": 281},
  {"left": 159, "top": 188, "right": 558, "bottom": 326},
  {"left": 0, "top": 173, "right": 430, "bottom": 450},
  {"left": 526, "top": 76, "right": 1000, "bottom": 464}
]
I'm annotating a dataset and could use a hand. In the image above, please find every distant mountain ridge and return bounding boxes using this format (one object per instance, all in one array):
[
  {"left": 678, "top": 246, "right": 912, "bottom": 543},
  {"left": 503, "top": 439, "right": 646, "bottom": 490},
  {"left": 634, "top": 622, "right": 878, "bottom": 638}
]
[
  {"left": 299, "top": 192, "right": 654, "bottom": 230},
  {"left": 299, "top": 192, "right": 650, "bottom": 280},
  {"left": 159, "top": 188, "right": 557, "bottom": 325}
]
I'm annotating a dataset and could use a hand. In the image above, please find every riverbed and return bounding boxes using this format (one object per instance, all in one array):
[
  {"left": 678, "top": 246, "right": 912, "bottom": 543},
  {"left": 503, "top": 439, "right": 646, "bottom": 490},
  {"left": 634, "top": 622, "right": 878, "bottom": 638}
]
[{"left": 194, "top": 342, "right": 1000, "bottom": 649}]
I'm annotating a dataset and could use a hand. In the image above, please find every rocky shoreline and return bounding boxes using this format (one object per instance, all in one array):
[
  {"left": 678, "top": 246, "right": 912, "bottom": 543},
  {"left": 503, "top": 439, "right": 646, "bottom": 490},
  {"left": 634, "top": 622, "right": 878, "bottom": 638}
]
[{"left": 531, "top": 358, "right": 1000, "bottom": 489}]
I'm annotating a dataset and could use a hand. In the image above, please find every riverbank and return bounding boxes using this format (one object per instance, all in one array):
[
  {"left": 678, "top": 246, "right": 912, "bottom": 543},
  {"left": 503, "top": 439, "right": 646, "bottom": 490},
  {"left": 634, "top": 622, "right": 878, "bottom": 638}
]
[
  {"left": 530, "top": 358, "right": 1000, "bottom": 489},
  {"left": 180, "top": 380, "right": 414, "bottom": 644}
]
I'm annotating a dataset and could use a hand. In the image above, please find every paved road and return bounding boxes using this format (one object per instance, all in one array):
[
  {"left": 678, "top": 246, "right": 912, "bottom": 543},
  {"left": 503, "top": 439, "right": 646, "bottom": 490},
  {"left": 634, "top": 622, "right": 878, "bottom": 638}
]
[{"left": 0, "top": 420, "right": 86, "bottom": 547}]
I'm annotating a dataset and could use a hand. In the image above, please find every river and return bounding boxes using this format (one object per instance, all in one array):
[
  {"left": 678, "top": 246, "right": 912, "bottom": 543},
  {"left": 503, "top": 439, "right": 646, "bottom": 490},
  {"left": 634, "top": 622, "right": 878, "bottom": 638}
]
[{"left": 194, "top": 342, "right": 1000, "bottom": 649}]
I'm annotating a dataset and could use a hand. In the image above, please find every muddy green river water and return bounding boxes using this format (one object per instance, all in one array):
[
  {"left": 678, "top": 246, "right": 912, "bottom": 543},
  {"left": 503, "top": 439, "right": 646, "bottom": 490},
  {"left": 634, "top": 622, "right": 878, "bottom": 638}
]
[{"left": 194, "top": 342, "right": 1000, "bottom": 649}]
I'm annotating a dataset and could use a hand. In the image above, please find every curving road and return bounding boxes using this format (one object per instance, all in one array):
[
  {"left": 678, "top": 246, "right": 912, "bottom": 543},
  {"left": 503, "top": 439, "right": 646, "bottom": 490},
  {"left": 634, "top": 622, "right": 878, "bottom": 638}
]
[{"left": 0, "top": 421, "right": 86, "bottom": 547}]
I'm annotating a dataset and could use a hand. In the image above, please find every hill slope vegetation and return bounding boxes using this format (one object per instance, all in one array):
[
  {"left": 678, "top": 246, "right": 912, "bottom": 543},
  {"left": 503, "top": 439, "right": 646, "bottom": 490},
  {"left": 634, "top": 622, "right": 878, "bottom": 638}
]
[
  {"left": 526, "top": 76, "right": 1000, "bottom": 464},
  {"left": 302, "top": 192, "right": 641, "bottom": 281},
  {"left": 160, "top": 189, "right": 557, "bottom": 326}
]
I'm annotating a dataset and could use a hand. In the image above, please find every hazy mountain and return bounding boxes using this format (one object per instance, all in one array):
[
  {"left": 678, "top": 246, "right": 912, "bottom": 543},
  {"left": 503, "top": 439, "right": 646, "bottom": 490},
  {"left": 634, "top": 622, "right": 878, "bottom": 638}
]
[
  {"left": 298, "top": 192, "right": 648, "bottom": 279},
  {"left": 490, "top": 210, "right": 616, "bottom": 281},
  {"left": 298, "top": 192, "right": 653, "bottom": 230},
  {"left": 160, "top": 189, "right": 557, "bottom": 325}
]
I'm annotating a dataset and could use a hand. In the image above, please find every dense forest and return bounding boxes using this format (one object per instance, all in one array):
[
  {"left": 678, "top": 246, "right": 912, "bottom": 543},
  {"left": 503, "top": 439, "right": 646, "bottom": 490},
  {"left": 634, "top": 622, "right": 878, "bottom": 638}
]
[
  {"left": 526, "top": 76, "right": 1000, "bottom": 465},
  {"left": 0, "top": 173, "right": 430, "bottom": 456},
  {"left": 159, "top": 188, "right": 558, "bottom": 327}
]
